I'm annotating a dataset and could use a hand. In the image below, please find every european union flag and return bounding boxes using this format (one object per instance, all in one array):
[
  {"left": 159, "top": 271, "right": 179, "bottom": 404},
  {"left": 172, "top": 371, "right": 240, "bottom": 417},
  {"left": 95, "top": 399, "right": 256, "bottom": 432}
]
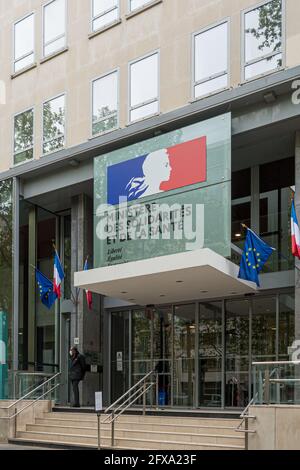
[
  {"left": 238, "top": 228, "right": 275, "bottom": 287},
  {"left": 35, "top": 268, "right": 58, "bottom": 309}
]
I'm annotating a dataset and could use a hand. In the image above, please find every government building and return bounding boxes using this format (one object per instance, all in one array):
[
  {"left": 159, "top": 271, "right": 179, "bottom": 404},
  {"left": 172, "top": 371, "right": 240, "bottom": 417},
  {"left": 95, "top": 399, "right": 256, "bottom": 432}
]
[{"left": 0, "top": 1, "right": 300, "bottom": 449}]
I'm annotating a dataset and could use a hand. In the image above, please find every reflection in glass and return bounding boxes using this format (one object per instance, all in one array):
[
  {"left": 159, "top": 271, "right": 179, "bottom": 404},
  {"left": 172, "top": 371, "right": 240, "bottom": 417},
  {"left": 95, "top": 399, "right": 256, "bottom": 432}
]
[
  {"left": 92, "top": 72, "right": 118, "bottom": 136},
  {"left": 260, "top": 157, "right": 294, "bottom": 272},
  {"left": 43, "top": 95, "right": 65, "bottom": 155},
  {"left": 132, "top": 309, "right": 152, "bottom": 380},
  {"left": 14, "top": 14, "right": 34, "bottom": 73},
  {"left": 153, "top": 307, "right": 172, "bottom": 406},
  {"left": 279, "top": 294, "right": 295, "bottom": 360},
  {"left": 43, "top": 0, "right": 66, "bottom": 57},
  {"left": 111, "top": 311, "right": 129, "bottom": 403},
  {"left": 231, "top": 168, "right": 251, "bottom": 264},
  {"left": 63, "top": 215, "right": 71, "bottom": 300},
  {"left": 252, "top": 297, "right": 276, "bottom": 363},
  {"left": 244, "top": 0, "right": 282, "bottom": 79},
  {"left": 130, "top": 53, "right": 159, "bottom": 122},
  {"left": 0, "top": 180, "right": 13, "bottom": 381},
  {"left": 92, "top": 0, "right": 118, "bottom": 32},
  {"left": 194, "top": 22, "right": 228, "bottom": 98},
  {"left": 173, "top": 305, "right": 195, "bottom": 407},
  {"left": 225, "top": 300, "right": 250, "bottom": 407},
  {"left": 199, "top": 302, "right": 222, "bottom": 408},
  {"left": 14, "top": 109, "right": 34, "bottom": 165},
  {"left": 36, "top": 208, "right": 56, "bottom": 373}
]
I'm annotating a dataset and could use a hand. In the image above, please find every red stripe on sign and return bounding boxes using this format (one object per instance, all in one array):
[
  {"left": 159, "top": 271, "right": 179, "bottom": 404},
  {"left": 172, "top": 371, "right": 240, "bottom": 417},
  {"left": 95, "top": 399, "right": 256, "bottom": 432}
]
[{"left": 160, "top": 137, "right": 207, "bottom": 192}]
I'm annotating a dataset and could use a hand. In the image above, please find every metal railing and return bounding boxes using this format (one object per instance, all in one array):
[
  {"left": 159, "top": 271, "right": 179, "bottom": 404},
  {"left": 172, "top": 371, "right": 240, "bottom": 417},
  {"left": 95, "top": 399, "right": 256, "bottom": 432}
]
[
  {"left": 0, "top": 372, "right": 61, "bottom": 438},
  {"left": 10, "top": 371, "right": 55, "bottom": 400},
  {"left": 236, "top": 360, "right": 300, "bottom": 449},
  {"left": 252, "top": 360, "right": 300, "bottom": 405},
  {"left": 103, "top": 369, "right": 158, "bottom": 447}
]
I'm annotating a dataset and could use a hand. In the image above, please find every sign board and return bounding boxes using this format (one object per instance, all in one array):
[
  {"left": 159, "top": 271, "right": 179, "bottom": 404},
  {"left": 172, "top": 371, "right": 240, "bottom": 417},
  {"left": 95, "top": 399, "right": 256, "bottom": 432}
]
[
  {"left": 74, "top": 337, "right": 80, "bottom": 345},
  {"left": 91, "top": 364, "right": 98, "bottom": 373},
  {"left": 116, "top": 351, "right": 123, "bottom": 372},
  {"left": 95, "top": 391, "right": 103, "bottom": 412},
  {"left": 94, "top": 113, "right": 231, "bottom": 268}
]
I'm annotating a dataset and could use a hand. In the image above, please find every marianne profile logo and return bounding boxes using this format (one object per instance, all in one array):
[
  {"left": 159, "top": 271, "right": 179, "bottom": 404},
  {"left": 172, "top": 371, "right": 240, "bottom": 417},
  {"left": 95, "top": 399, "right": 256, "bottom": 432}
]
[{"left": 107, "top": 137, "right": 207, "bottom": 205}]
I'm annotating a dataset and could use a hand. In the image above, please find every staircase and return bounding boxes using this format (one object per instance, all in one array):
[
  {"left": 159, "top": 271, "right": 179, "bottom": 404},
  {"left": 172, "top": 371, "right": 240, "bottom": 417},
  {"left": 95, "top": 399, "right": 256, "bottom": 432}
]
[{"left": 9, "top": 411, "right": 245, "bottom": 450}]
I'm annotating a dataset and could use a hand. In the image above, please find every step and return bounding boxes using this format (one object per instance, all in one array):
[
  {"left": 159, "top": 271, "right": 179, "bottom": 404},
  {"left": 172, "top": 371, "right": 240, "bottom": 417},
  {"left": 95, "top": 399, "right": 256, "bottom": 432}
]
[
  {"left": 35, "top": 417, "right": 239, "bottom": 435},
  {"left": 45, "top": 412, "right": 240, "bottom": 427},
  {"left": 16, "top": 431, "right": 244, "bottom": 450},
  {"left": 26, "top": 424, "right": 244, "bottom": 446}
]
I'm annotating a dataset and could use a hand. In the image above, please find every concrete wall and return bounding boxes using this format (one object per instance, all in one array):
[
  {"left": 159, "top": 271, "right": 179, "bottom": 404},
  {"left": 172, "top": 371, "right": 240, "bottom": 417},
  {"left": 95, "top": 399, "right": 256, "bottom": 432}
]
[
  {"left": 0, "top": 0, "right": 300, "bottom": 172},
  {"left": 249, "top": 405, "right": 300, "bottom": 450},
  {"left": 0, "top": 400, "right": 51, "bottom": 442}
]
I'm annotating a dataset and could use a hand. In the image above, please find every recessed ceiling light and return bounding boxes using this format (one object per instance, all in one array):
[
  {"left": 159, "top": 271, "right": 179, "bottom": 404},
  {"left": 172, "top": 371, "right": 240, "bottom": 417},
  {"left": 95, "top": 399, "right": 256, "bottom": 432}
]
[
  {"left": 121, "top": 291, "right": 128, "bottom": 294},
  {"left": 201, "top": 290, "right": 208, "bottom": 294},
  {"left": 235, "top": 233, "right": 242, "bottom": 238},
  {"left": 160, "top": 295, "right": 166, "bottom": 297},
  {"left": 176, "top": 280, "right": 183, "bottom": 283}
]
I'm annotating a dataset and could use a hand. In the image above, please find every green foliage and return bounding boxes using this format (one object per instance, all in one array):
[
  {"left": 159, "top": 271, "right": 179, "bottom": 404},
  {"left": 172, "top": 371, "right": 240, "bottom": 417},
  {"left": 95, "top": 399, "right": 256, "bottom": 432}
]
[
  {"left": 14, "top": 110, "right": 34, "bottom": 164},
  {"left": 92, "top": 105, "right": 117, "bottom": 136},
  {"left": 0, "top": 179, "right": 13, "bottom": 312},
  {"left": 246, "top": 0, "right": 282, "bottom": 65},
  {"left": 43, "top": 101, "right": 65, "bottom": 154}
]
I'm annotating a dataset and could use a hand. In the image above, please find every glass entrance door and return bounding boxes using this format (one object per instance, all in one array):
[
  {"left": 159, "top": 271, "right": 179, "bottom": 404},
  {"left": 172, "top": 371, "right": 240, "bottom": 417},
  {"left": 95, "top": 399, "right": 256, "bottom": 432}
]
[
  {"left": 173, "top": 305, "right": 195, "bottom": 407},
  {"left": 199, "top": 302, "right": 223, "bottom": 408},
  {"left": 110, "top": 311, "right": 129, "bottom": 403}
]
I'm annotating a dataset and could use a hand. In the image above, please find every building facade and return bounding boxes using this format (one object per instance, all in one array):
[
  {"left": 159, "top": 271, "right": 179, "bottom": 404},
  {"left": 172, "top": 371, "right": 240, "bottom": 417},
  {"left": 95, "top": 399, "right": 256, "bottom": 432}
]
[{"left": 0, "top": 0, "right": 300, "bottom": 408}]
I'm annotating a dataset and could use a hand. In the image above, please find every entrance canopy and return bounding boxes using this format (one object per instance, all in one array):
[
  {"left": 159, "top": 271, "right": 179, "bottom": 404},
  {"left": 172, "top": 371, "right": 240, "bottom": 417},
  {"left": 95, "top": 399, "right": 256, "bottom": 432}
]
[{"left": 74, "top": 248, "right": 256, "bottom": 305}]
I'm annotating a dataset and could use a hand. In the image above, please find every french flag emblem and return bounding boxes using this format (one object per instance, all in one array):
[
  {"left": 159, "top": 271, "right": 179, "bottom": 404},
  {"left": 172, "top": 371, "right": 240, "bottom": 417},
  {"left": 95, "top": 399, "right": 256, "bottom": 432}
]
[{"left": 107, "top": 137, "right": 207, "bottom": 205}]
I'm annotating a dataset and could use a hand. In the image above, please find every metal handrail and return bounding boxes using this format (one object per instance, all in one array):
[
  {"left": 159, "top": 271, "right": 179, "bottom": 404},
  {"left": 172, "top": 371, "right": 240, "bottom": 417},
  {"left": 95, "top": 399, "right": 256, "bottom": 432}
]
[
  {"left": 105, "top": 383, "right": 155, "bottom": 425},
  {"left": 1, "top": 372, "right": 61, "bottom": 410},
  {"left": 104, "top": 369, "right": 155, "bottom": 414},
  {"left": 104, "top": 369, "right": 158, "bottom": 447},
  {"left": 0, "top": 372, "right": 61, "bottom": 439},
  {"left": 252, "top": 361, "right": 300, "bottom": 365},
  {"left": 8, "top": 383, "right": 60, "bottom": 420},
  {"left": 236, "top": 360, "right": 300, "bottom": 447}
]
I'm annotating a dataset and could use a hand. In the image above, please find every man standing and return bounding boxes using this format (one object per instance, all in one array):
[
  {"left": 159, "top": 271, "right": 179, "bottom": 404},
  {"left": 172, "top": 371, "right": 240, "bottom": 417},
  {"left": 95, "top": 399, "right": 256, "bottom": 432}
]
[{"left": 69, "top": 346, "right": 86, "bottom": 408}]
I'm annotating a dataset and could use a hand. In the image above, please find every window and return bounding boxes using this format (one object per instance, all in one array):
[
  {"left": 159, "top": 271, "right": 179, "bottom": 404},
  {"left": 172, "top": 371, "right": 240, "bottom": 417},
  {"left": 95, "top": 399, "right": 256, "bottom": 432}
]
[
  {"left": 43, "top": 0, "right": 66, "bottom": 57},
  {"left": 92, "top": 0, "right": 119, "bottom": 32},
  {"left": 14, "top": 14, "right": 35, "bottom": 73},
  {"left": 129, "top": 52, "right": 159, "bottom": 122},
  {"left": 243, "top": 0, "right": 283, "bottom": 80},
  {"left": 129, "top": 0, "right": 153, "bottom": 12},
  {"left": 92, "top": 70, "right": 118, "bottom": 136},
  {"left": 193, "top": 21, "right": 228, "bottom": 99},
  {"left": 14, "top": 109, "right": 34, "bottom": 165},
  {"left": 43, "top": 94, "right": 65, "bottom": 154}
]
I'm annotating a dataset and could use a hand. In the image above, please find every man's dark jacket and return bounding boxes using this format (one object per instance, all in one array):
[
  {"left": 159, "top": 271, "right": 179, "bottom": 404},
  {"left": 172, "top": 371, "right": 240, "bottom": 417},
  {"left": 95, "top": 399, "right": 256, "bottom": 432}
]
[{"left": 69, "top": 353, "right": 86, "bottom": 381}]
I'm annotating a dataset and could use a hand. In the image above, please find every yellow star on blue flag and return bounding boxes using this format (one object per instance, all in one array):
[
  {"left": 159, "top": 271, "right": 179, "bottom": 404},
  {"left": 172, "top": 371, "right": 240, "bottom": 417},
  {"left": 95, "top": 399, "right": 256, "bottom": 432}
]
[
  {"left": 238, "top": 227, "right": 275, "bottom": 287},
  {"left": 35, "top": 268, "right": 58, "bottom": 309}
]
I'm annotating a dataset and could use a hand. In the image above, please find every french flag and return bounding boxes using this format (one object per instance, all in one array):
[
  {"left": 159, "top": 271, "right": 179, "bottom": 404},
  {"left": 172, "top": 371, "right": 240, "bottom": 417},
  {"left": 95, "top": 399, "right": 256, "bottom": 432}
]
[
  {"left": 53, "top": 251, "right": 65, "bottom": 299},
  {"left": 107, "top": 137, "right": 207, "bottom": 205},
  {"left": 291, "top": 199, "right": 300, "bottom": 259}
]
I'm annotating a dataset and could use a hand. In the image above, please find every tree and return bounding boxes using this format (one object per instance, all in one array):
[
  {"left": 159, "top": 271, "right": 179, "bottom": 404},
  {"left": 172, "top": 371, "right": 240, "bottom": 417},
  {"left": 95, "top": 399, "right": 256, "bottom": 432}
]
[
  {"left": 14, "top": 110, "right": 34, "bottom": 165},
  {"left": 246, "top": 0, "right": 282, "bottom": 66},
  {"left": 0, "top": 179, "right": 13, "bottom": 313},
  {"left": 43, "top": 102, "right": 65, "bottom": 154}
]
